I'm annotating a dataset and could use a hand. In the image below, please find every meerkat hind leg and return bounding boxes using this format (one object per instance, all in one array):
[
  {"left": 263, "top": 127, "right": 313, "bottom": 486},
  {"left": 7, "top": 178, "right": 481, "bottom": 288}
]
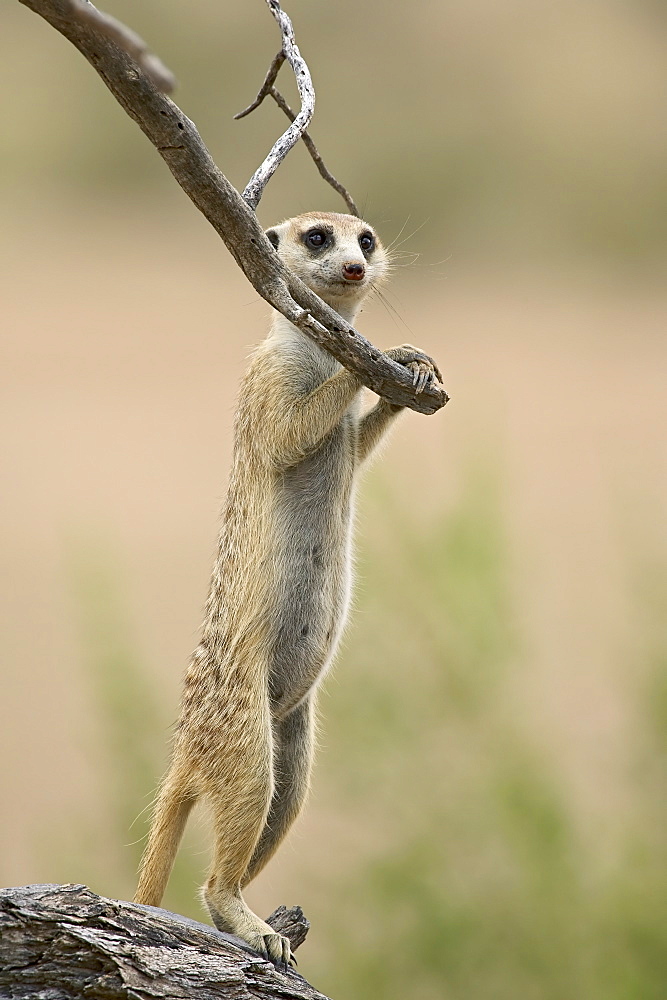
[
  {"left": 242, "top": 695, "right": 315, "bottom": 887},
  {"left": 202, "top": 730, "right": 292, "bottom": 965}
]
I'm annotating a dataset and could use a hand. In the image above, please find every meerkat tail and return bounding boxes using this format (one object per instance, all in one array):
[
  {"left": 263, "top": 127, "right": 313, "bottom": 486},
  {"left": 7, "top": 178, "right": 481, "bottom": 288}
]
[{"left": 134, "top": 778, "right": 196, "bottom": 907}]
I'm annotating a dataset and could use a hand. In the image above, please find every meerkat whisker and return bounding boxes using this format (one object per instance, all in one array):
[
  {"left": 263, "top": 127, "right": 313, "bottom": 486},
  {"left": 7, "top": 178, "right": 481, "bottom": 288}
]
[{"left": 385, "top": 218, "right": 429, "bottom": 254}]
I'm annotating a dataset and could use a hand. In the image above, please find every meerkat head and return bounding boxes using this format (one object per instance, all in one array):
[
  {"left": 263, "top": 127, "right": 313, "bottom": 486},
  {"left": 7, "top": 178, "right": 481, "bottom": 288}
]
[{"left": 265, "top": 212, "right": 388, "bottom": 320}]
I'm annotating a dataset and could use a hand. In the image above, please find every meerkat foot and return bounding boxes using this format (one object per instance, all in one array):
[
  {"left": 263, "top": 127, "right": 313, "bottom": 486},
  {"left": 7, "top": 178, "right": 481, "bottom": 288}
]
[
  {"left": 207, "top": 892, "right": 292, "bottom": 967},
  {"left": 261, "top": 931, "right": 292, "bottom": 968}
]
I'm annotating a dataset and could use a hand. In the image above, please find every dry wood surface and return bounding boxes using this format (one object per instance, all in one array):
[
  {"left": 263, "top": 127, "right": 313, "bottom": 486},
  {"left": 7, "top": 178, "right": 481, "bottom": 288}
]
[{"left": 0, "top": 884, "right": 331, "bottom": 999}]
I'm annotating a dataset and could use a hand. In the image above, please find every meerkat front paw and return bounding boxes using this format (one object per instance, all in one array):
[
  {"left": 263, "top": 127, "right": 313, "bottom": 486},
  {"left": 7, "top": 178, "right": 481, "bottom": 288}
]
[{"left": 384, "top": 344, "right": 443, "bottom": 393}]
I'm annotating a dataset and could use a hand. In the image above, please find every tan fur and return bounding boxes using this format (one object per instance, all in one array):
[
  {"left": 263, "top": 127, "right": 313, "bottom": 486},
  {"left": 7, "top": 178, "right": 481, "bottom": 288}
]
[{"left": 134, "top": 212, "right": 439, "bottom": 964}]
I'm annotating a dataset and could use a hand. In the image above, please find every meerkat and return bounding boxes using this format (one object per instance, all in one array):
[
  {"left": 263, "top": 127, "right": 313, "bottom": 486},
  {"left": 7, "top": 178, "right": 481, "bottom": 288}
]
[{"left": 134, "top": 212, "right": 441, "bottom": 965}]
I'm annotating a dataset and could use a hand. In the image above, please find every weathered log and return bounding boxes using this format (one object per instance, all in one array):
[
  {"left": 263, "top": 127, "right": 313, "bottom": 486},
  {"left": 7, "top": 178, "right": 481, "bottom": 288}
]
[{"left": 0, "top": 883, "right": 331, "bottom": 999}]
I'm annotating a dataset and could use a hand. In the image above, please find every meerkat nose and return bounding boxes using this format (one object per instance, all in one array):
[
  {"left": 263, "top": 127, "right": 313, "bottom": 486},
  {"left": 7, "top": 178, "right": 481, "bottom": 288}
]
[{"left": 342, "top": 262, "right": 365, "bottom": 281}]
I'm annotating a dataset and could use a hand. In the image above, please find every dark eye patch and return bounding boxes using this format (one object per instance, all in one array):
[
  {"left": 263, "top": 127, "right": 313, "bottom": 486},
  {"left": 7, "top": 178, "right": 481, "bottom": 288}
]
[{"left": 302, "top": 226, "right": 333, "bottom": 251}]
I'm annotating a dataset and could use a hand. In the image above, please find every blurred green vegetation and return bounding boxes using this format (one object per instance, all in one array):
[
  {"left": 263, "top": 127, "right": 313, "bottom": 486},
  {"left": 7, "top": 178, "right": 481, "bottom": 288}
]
[
  {"left": 314, "top": 473, "right": 667, "bottom": 999},
  {"left": 4, "top": 0, "right": 667, "bottom": 263},
  {"left": 62, "top": 468, "right": 666, "bottom": 999}
]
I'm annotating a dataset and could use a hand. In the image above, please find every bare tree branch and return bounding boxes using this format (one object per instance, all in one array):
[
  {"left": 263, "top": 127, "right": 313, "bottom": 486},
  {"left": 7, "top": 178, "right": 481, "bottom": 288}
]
[
  {"left": 16, "top": 0, "right": 449, "bottom": 416},
  {"left": 271, "top": 88, "right": 360, "bottom": 216},
  {"left": 235, "top": 54, "right": 360, "bottom": 217},
  {"left": 69, "top": 0, "right": 175, "bottom": 94},
  {"left": 241, "top": 0, "right": 316, "bottom": 209}
]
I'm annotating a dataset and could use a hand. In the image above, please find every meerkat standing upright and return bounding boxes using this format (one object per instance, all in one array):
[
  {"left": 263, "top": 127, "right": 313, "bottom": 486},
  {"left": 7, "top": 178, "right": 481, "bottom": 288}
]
[{"left": 134, "top": 212, "right": 441, "bottom": 965}]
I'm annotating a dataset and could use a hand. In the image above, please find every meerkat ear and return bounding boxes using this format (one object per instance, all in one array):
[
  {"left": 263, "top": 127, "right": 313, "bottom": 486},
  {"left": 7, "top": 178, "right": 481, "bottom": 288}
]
[{"left": 265, "top": 229, "right": 280, "bottom": 250}]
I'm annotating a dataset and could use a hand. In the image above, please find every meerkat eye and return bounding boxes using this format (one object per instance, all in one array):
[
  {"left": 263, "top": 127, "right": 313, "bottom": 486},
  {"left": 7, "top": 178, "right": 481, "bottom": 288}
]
[
  {"left": 359, "top": 232, "right": 375, "bottom": 253},
  {"left": 304, "top": 229, "right": 328, "bottom": 249}
]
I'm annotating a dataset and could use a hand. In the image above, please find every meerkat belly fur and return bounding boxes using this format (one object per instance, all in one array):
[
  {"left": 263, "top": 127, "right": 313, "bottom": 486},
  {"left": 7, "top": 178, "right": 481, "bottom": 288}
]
[{"left": 134, "top": 212, "right": 440, "bottom": 965}]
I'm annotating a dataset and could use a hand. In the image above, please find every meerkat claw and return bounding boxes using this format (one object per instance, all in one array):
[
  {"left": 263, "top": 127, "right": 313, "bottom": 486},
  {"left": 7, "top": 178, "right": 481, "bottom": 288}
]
[
  {"left": 262, "top": 932, "right": 292, "bottom": 968},
  {"left": 408, "top": 361, "right": 433, "bottom": 394}
]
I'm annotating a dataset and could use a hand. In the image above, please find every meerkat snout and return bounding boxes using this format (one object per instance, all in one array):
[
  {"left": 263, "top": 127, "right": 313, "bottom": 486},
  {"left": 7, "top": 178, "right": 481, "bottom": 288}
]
[{"left": 342, "top": 261, "right": 365, "bottom": 281}]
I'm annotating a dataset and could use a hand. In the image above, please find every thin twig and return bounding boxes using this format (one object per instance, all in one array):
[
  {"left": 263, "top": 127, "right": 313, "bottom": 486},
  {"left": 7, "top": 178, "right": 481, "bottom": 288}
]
[
  {"left": 69, "top": 0, "right": 175, "bottom": 93},
  {"left": 235, "top": 48, "right": 359, "bottom": 215},
  {"left": 269, "top": 87, "right": 359, "bottom": 216},
  {"left": 241, "top": 0, "right": 315, "bottom": 209},
  {"left": 234, "top": 50, "right": 285, "bottom": 120}
]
